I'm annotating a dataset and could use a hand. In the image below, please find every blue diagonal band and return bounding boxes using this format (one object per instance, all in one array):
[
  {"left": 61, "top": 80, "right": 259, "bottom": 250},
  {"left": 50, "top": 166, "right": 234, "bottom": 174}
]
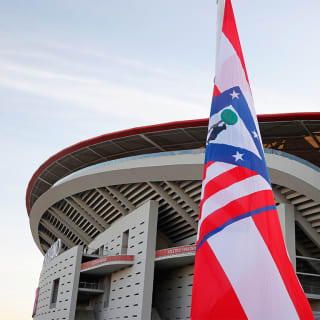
[{"left": 196, "top": 205, "right": 277, "bottom": 252}]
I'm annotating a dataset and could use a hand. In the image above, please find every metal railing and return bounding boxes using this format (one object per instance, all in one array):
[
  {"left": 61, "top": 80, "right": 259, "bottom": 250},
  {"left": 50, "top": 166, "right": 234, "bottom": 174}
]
[
  {"left": 296, "top": 256, "right": 320, "bottom": 296},
  {"left": 83, "top": 247, "right": 111, "bottom": 257},
  {"left": 83, "top": 246, "right": 127, "bottom": 257},
  {"left": 79, "top": 281, "right": 101, "bottom": 290}
]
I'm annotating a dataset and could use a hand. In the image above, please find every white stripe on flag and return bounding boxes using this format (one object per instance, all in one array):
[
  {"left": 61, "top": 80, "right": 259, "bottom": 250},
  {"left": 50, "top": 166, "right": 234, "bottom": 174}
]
[
  {"left": 199, "top": 174, "right": 271, "bottom": 228},
  {"left": 207, "top": 217, "right": 299, "bottom": 319},
  {"left": 201, "top": 162, "right": 236, "bottom": 198},
  {"left": 215, "top": 33, "right": 258, "bottom": 130}
]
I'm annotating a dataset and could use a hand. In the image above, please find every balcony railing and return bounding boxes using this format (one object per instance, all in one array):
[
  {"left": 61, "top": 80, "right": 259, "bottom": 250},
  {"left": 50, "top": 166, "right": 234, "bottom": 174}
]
[
  {"left": 83, "top": 247, "right": 111, "bottom": 257},
  {"left": 79, "top": 281, "right": 102, "bottom": 290},
  {"left": 296, "top": 256, "right": 320, "bottom": 296}
]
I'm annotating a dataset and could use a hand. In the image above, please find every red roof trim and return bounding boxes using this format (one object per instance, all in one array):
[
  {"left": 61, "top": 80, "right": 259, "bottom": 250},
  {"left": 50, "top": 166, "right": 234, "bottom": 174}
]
[
  {"left": 26, "top": 112, "right": 320, "bottom": 216},
  {"left": 258, "top": 112, "right": 320, "bottom": 122},
  {"left": 26, "top": 118, "right": 207, "bottom": 216}
]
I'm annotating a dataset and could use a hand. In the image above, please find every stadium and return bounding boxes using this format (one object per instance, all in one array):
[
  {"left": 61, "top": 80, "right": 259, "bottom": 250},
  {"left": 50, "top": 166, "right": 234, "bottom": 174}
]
[{"left": 28, "top": 113, "right": 320, "bottom": 320}]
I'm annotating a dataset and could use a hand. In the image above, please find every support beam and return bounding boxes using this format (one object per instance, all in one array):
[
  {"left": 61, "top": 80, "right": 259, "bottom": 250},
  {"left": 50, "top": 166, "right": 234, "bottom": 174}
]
[
  {"left": 71, "top": 196, "right": 109, "bottom": 230},
  {"left": 139, "top": 134, "right": 166, "bottom": 152},
  {"left": 303, "top": 206, "right": 320, "bottom": 217},
  {"left": 86, "top": 146, "right": 105, "bottom": 158},
  {"left": 277, "top": 203, "right": 296, "bottom": 270},
  {"left": 300, "top": 120, "right": 320, "bottom": 148},
  {"left": 38, "top": 176, "right": 53, "bottom": 187},
  {"left": 148, "top": 182, "right": 197, "bottom": 232},
  {"left": 39, "top": 231, "right": 54, "bottom": 247},
  {"left": 311, "top": 221, "right": 320, "bottom": 228},
  {"left": 295, "top": 210, "right": 320, "bottom": 249},
  {"left": 49, "top": 207, "right": 91, "bottom": 244},
  {"left": 40, "top": 219, "right": 74, "bottom": 248},
  {"left": 97, "top": 188, "right": 129, "bottom": 216},
  {"left": 297, "top": 201, "right": 320, "bottom": 211},
  {"left": 41, "top": 242, "right": 50, "bottom": 253},
  {"left": 181, "top": 128, "right": 198, "bottom": 142},
  {"left": 286, "top": 191, "right": 302, "bottom": 200},
  {"left": 165, "top": 181, "right": 200, "bottom": 215},
  {"left": 105, "top": 186, "right": 135, "bottom": 212},
  {"left": 66, "top": 198, "right": 105, "bottom": 233},
  {"left": 272, "top": 188, "right": 289, "bottom": 204},
  {"left": 291, "top": 196, "right": 310, "bottom": 205},
  {"left": 296, "top": 241, "right": 320, "bottom": 274}
]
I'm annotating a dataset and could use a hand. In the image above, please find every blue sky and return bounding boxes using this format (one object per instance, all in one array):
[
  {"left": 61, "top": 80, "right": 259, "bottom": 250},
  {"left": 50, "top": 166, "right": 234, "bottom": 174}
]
[{"left": 1, "top": 1, "right": 320, "bottom": 319}]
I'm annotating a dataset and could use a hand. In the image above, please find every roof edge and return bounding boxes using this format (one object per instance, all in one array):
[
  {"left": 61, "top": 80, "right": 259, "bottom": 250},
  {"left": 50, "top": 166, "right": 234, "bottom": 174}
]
[
  {"left": 26, "top": 118, "right": 207, "bottom": 216},
  {"left": 26, "top": 112, "right": 320, "bottom": 216}
]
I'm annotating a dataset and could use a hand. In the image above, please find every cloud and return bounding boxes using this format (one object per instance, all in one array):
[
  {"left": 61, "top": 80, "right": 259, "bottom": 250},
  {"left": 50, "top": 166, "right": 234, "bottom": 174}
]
[
  {"left": 0, "top": 38, "right": 180, "bottom": 80},
  {"left": 0, "top": 59, "right": 208, "bottom": 123}
]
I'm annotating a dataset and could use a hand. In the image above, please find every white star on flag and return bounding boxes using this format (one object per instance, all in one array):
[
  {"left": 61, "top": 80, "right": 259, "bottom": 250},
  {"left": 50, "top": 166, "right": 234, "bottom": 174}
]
[
  {"left": 232, "top": 151, "right": 244, "bottom": 161},
  {"left": 252, "top": 130, "right": 258, "bottom": 138},
  {"left": 230, "top": 90, "right": 240, "bottom": 99}
]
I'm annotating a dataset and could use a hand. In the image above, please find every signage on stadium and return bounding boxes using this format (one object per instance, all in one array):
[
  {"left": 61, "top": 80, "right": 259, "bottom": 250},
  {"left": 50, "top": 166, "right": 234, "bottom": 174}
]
[
  {"left": 43, "top": 239, "right": 62, "bottom": 267},
  {"left": 155, "top": 245, "right": 196, "bottom": 258}
]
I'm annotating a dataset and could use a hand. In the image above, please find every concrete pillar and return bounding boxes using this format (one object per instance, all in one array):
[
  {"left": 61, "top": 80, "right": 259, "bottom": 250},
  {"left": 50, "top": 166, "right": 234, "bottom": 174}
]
[
  {"left": 140, "top": 200, "right": 159, "bottom": 320},
  {"left": 277, "top": 203, "right": 296, "bottom": 270}
]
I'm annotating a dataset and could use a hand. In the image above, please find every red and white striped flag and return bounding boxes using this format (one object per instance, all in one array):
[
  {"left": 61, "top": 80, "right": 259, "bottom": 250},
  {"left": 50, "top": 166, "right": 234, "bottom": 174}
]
[{"left": 190, "top": 1, "right": 314, "bottom": 319}]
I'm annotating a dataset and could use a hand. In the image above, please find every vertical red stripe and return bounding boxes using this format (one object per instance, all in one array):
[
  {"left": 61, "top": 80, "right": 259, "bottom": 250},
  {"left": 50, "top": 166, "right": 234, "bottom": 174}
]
[
  {"left": 191, "top": 241, "right": 247, "bottom": 319},
  {"left": 203, "top": 161, "right": 215, "bottom": 182},
  {"left": 222, "top": 0, "right": 249, "bottom": 84},
  {"left": 253, "top": 211, "right": 314, "bottom": 319},
  {"left": 213, "top": 84, "right": 221, "bottom": 97}
]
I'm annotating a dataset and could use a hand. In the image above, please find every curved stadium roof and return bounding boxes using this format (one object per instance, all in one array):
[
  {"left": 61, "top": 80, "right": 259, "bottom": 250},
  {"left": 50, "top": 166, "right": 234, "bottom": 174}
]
[{"left": 27, "top": 113, "right": 320, "bottom": 217}]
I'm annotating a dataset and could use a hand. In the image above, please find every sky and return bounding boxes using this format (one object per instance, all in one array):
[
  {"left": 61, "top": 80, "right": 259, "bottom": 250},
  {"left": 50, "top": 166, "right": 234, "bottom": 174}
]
[{"left": 0, "top": 1, "right": 320, "bottom": 319}]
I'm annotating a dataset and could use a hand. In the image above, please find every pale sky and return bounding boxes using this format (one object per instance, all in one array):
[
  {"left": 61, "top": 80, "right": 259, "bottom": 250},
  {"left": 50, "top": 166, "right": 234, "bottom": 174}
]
[{"left": 1, "top": 1, "right": 319, "bottom": 319}]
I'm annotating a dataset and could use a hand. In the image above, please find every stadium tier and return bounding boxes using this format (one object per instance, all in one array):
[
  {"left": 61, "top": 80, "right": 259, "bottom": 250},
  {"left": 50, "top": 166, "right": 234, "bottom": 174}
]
[{"left": 28, "top": 113, "right": 320, "bottom": 319}]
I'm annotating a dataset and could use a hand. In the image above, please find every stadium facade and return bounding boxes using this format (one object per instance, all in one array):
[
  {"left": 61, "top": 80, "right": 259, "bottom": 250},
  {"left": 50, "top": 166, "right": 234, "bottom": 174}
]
[{"left": 28, "top": 113, "right": 320, "bottom": 320}]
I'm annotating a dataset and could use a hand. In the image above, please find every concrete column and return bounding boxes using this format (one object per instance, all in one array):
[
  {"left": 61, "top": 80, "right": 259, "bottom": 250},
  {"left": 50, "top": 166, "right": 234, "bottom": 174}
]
[
  {"left": 277, "top": 203, "right": 296, "bottom": 270},
  {"left": 140, "top": 200, "right": 159, "bottom": 320}
]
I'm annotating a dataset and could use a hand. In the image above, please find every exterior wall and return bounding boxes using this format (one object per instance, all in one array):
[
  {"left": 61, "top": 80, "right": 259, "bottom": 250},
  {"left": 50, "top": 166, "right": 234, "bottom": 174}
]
[
  {"left": 154, "top": 264, "right": 194, "bottom": 320},
  {"left": 30, "top": 150, "right": 320, "bottom": 318},
  {"left": 78, "top": 200, "right": 158, "bottom": 320},
  {"left": 33, "top": 246, "right": 82, "bottom": 320}
]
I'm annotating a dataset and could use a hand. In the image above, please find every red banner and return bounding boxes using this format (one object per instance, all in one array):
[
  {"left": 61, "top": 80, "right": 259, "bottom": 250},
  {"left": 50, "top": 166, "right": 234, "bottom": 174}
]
[
  {"left": 155, "top": 245, "right": 196, "bottom": 258},
  {"left": 81, "top": 255, "right": 134, "bottom": 270}
]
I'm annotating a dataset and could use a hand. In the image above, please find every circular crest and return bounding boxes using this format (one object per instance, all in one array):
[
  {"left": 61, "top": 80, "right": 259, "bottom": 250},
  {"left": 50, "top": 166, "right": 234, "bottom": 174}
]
[{"left": 221, "top": 109, "right": 238, "bottom": 125}]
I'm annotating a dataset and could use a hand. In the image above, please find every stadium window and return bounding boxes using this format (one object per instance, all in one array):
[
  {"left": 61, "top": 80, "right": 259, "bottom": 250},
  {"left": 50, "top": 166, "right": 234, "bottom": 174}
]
[
  {"left": 121, "top": 230, "right": 129, "bottom": 255},
  {"left": 50, "top": 278, "right": 60, "bottom": 308}
]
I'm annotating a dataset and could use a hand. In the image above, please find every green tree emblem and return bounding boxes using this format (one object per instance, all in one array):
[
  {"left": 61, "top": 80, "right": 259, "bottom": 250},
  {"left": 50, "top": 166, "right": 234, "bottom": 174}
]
[{"left": 221, "top": 109, "right": 238, "bottom": 126}]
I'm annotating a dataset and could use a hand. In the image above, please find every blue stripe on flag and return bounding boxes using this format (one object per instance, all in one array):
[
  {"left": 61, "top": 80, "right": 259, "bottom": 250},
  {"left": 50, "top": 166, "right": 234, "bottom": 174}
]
[{"left": 196, "top": 204, "right": 277, "bottom": 251}]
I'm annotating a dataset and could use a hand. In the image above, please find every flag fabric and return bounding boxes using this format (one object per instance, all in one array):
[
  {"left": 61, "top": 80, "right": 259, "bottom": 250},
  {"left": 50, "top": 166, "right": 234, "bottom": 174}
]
[{"left": 190, "top": 1, "right": 314, "bottom": 319}]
